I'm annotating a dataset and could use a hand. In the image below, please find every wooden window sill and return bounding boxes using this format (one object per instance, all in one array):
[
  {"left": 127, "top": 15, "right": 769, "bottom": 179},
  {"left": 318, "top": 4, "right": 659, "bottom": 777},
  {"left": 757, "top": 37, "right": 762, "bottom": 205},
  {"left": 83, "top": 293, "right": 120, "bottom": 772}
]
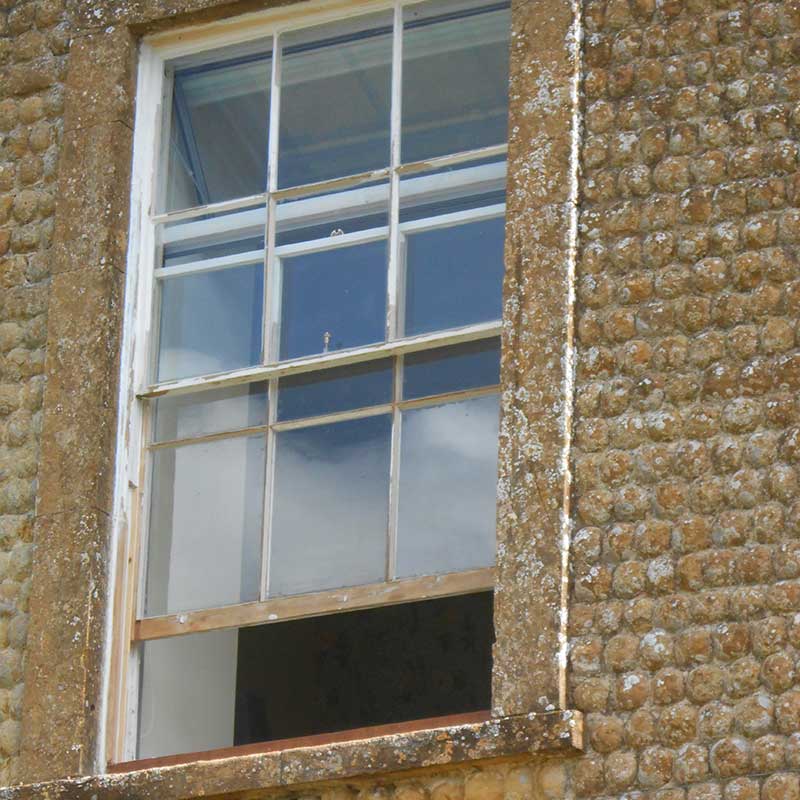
[{"left": 4, "top": 711, "right": 582, "bottom": 800}]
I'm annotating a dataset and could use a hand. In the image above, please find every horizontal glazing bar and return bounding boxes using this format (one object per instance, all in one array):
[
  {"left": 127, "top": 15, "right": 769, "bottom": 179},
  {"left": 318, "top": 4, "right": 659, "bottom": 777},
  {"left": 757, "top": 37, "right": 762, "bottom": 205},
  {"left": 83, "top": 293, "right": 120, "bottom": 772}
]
[
  {"left": 271, "top": 402, "right": 392, "bottom": 432},
  {"left": 275, "top": 226, "right": 388, "bottom": 258},
  {"left": 395, "top": 143, "right": 507, "bottom": 175},
  {"left": 147, "top": 423, "right": 269, "bottom": 450},
  {"left": 398, "top": 383, "right": 499, "bottom": 410},
  {"left": 145, "top": 384, "right": 500, "bottom": 448},
  {"left": 399, "top": 203, "right": 504, "bottom": 235},
  {"left": 150, "top": 0, "right": 442, "bottom": 60},
  {"left": 140, "top": 320, "right": 501, "bottom": 398},
  {"left": 271, "top": 167, "right": 392, "bottom": 202},
  {"left": 152, "top": 193, "right": 268, "bottom": 225},
  {"left": 134, "top": 566, "right": 495, "bottom": 640},
  {"left": 150, "top": 148, "right": 507, "bottom": 224},
  {"left": 161, "top": 207, "right": 267, "bottom": 249},
  {"left": 154, "top": 249, "right": 265, "bottom": 279}
]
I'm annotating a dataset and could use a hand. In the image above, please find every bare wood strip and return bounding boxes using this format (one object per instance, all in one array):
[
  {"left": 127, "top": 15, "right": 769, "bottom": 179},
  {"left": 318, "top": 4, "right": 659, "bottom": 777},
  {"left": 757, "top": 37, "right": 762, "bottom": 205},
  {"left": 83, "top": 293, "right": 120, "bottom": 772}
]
[
  {"left": 134, "top": 567, "right": 495, "bottom": 641},
  {"left": 395, "top": 143, "right": 508, "bottom": 175},
  {"left": 151, "top": 192, "right": 268, "bottom": 225},
  {"left": 398, "top": 385, "right": 500, "bottom": 411},
  {"left": 148, "top": 424, "right": 269, "bottom": 450}
]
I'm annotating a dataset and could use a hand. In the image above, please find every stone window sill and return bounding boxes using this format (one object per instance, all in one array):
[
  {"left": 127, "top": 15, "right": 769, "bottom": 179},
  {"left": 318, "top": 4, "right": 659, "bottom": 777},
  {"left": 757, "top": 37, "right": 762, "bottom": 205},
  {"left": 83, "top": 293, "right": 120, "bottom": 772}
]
[{"left": 3, "top": 711, "right": 582, "bottom": 800}]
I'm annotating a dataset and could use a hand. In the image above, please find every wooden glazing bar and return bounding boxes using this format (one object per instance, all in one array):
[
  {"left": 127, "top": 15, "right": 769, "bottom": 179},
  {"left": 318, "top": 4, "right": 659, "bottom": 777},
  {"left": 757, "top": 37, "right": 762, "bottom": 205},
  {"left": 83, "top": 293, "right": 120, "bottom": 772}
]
[
  {"left": 134, "top": 566, "right": 495, "bottom": 640},
  {"left": 139, "top": 321, "right": 501, "bottom": 398}
]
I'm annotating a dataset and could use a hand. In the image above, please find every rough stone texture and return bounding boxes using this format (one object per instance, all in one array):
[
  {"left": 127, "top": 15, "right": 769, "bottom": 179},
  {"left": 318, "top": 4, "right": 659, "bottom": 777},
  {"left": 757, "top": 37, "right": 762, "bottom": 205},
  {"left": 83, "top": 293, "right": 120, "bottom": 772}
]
[
  {"left": 0, "top": 0, "right": 70, "bottom": 786},
  {"left": 568, "top": 1, "right": 800, "bottom": 800},
  {"left": 494, "top": 0, "right": 580, "bottom": 717},
  {"left": 3, "top": 0, "right": 800, "bottom": 798},
  {"left": 0, "top": 712, "right": 582, "bottom": 800},
  {"left": 0, "top": 758, "right": 576, "bottom": 800}
]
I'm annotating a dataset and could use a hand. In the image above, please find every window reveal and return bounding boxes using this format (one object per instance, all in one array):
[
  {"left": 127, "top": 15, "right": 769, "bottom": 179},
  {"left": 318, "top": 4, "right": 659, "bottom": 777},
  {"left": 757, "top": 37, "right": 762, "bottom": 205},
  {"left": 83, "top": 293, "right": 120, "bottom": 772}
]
[{"left": 126, "top": 0, "right": 510, "bottom": 762}]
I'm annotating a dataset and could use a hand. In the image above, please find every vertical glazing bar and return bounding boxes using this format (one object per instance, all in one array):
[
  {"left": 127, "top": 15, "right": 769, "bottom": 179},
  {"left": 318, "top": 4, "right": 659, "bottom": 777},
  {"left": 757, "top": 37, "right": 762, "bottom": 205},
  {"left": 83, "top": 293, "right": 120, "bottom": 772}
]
[
  {"left": 386, "top": 355, "right": 403, "bottom": 581},
  {"left": 385, "top": 1, "right": 403, "bottom": 343},
  {"left": 385, "top": 2, "right": 405, "bottom": 580},
  {"left": 260, "top": 378, "right": 279, "bottom": 600},
  {"left": 263, "top": 36, "right": 282, "bottom": 364},
  {"left": 267, "top": 34, "right": 282, "bottom": 195},
  {"left": 260, "top": 35, "right": 283, "bottom": 601}
]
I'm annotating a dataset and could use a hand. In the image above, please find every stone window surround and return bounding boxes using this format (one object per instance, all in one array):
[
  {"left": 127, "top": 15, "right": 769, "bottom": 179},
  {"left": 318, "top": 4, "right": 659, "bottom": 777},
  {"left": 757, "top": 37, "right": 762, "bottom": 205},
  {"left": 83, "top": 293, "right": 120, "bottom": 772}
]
[{"left": 7, "top": 0, "right": 584, "bottom": 795}]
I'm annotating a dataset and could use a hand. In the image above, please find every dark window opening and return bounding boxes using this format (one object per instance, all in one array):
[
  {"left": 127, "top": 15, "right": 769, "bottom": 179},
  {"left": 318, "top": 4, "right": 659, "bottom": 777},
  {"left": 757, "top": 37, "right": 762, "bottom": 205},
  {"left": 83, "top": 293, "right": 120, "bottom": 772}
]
[{"left": 233, "top": 591, "right": 493, "bottom": 744}]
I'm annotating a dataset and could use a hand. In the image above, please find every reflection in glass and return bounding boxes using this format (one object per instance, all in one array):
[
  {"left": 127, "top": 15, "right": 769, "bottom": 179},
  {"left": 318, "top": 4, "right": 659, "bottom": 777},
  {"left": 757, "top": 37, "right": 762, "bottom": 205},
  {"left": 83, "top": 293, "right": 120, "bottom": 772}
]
[
  {"left": 278, "top": 361, "right": 392, "bottom": 422},
  {"left": 279, "top": 241, "right": 387, "bottom": 360},
  {"left": 396, "top": 395, "right": 499, "bottom": 578},
  {"left": 157, "top": 263, "right": 263, "bottom": 382},
  {"left": 146, "top": 435, "right": 265, "bottom": 616},
  {"left": 403, "top": 215, "right": 504, "bottom": 335},
  {"left": 154, "top": 383, "right": 268, "bottom": 442},
  {"left": 270, "top": 415, "right": 391, "bottom": 596},
  {"left": 404, "top": 339, "right": 500, "bottom": 400},
  {"left": 162, "top": 206, "right": 266, "bottom": 269},
  {"left": 139, "top": 629, "right": 238, "bottom": 759},
  {"left": 275, "top": 183, "right": 388, "bottom": 248},
  {"left": 398, "top": 162, "right": 505, "bottom": 225},
  {"left": 279, "top": 13, "right": 392, "bottom": 188},
  {"left": 166, "top": 52, "right": 271, "bottom": 211},
  {"left": 402, "top": 0, "right": 510, "bottom": 163}
]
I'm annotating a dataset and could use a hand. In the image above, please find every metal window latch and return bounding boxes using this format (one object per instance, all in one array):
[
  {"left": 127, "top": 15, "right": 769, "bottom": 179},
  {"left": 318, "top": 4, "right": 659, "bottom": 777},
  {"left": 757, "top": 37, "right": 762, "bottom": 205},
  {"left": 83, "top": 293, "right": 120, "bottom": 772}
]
[
  {"left": 330, "top": 228, "right": 344, "bottom": 237},
  {"left": 323, "top": 331, "right": 332, "bottom": 353}
]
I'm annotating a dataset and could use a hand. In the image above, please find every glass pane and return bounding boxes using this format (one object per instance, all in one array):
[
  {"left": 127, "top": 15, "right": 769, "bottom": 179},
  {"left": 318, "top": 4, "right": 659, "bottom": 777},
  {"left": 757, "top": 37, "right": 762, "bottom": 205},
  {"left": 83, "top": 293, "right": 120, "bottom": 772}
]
[
  {"left": 166, "top": 50, "right": 271, "bottom": 212},
  {"left": 157, "top": 263, "right": 263, "bottom": 382},
  {"left": 269, "top": 415, "right": 391, "bottom": 596},
  {"left": 399, "top": 161, "right": 506, "bottom": 224},
  {"left": 396, "top": 395, "right": 499, "bottom": 579},
  {"left": 404, "top": 338, "right": 500, "bottom": 400},
  {"left": 145, "top": 435, "right": 265, "bottom": 615},
  {"left": 275, "top": 182, "right": 388, "bottom": 248},
  {"left": 402, "top": 0, "right": 510, "bottom": 163},
  {"left": 154, "top": 383, "right": 268, "bottom": 442},
  {"left": 279, "top": 13, "right": 392, "bottom": 188},
  {"left": 162, "top": 206, "right": 266, "bottom": 270},
  {"left": 278, "top": 361, "right": 392, "bottom": 422},
  {"left": 403, "top": 216, "right": 504, "bottom": 336},
  {"left": 138, "top": 629, "right": 238, "bottom": 759},
  {"left": 279, "top": 240, "right": 387, "bottom": 360}
]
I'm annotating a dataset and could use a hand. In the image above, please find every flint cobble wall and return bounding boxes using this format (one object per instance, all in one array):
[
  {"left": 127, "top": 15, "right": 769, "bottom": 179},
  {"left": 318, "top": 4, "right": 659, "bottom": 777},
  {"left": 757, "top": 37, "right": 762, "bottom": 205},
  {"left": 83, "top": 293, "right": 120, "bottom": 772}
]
[
  {"left": 570, "top": 1, "right": 800, "bottom": 799},
  {"left": 0, "top": 0, "right": 67, "bottom": 785},
  {"left": 1, "top": 0, "right": 800, "bottom": 798}
]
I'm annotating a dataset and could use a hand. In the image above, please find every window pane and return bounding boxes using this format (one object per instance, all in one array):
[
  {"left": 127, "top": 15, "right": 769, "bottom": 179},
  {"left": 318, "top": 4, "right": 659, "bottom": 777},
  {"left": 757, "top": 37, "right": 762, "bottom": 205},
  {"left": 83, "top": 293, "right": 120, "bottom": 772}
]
[
  {"left": 234, "top": 593, "right": 493, "bottom": 743},
  {"left": 402, "top": 0, "right": 510, "bottom": 163},
  {"left": 398, "top": 161, "right": 506, "bottom": 224},
  {"left": 279, "top": 13, "right": 392, "bottom": 188},
  {"left": 275, "top": 182, "right": 388, "bottom": 248},
  {"left": 278, "top": 361, "right": 392, "bottom": 422},
  {"left": 279, "top": 241, "right": 387, "bottom": 360},
  {"left": 145, "top": 435, "right": 265, "bottom": 615},
  {"left": 153, "top": 383, "right": 268, "bottom": 442},
  {"left": 269, "top": 415, "right": 391, "bottom": 596},
  {"left": 396, "top": 395, "right": 499, "bottom": 579},
  {"left": 138, "top": 593, "right": 493, "bottom": 759},
  {"left": 157, "top": 263, "right": 263, "bottom": 382},
  {"left": 403, "top": 338, "right": 500, "bottom": 400},
  {"left": 162, "top": 206, "right": 266, "bottom": 270},
  {"left": 138, "top": 629, "right": 239, "bottom": 759},
  {"left": 403, "top": 216, "right": 504, "bottom": 336},
  {"left": 166, "top": 51, "right": 271, "bottom": 212}
]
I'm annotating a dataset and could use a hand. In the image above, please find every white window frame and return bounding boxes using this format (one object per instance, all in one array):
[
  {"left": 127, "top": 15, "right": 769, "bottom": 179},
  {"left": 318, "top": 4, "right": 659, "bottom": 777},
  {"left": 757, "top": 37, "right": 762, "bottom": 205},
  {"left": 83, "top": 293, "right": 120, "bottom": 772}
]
[{"left": 107, "top": 0, "right": 508, "bottom": 766}]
